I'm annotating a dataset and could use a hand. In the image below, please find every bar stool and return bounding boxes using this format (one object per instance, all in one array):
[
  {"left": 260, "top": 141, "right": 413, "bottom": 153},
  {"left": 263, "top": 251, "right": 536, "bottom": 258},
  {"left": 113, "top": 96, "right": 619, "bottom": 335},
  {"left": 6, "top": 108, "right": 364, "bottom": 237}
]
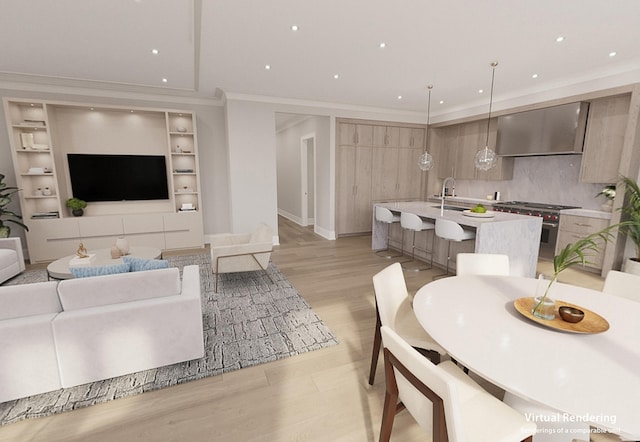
[
  {"left": 375, "top": 206, "right": 403, "bottom": 258},
  {"left": 434, "top": 218, "right": 475, "bottom": 279},
  {"left": 400, "top": 212, "right": 435, "bottom": 272}
]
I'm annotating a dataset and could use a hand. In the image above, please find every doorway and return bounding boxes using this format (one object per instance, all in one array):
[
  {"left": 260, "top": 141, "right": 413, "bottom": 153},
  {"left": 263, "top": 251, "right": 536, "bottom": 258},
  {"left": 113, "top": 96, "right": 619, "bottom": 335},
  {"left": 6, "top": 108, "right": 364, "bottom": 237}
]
[{"left": 301, "top": 134, "right": 315, "bottom": 227}]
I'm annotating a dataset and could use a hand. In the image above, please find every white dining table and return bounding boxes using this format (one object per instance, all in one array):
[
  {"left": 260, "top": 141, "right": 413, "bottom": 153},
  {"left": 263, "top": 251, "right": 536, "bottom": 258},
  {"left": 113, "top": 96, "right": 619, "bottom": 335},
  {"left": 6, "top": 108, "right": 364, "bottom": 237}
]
[{"left": 413, "top": 275, "right": 640, "bottom": 440}]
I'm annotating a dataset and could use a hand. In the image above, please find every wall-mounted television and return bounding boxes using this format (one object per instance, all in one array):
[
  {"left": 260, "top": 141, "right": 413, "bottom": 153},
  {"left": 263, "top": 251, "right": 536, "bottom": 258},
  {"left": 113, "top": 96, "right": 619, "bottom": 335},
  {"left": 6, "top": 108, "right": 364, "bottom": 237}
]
[{"left": 67, "top": 153, "right": 169, "bottom": 202}]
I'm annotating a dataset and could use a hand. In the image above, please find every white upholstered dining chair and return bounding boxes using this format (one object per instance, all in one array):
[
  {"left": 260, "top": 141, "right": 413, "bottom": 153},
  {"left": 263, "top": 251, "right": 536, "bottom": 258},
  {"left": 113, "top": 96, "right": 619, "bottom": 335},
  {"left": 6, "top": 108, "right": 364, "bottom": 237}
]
[
  {"left": 379, "top": 325, "right": 537, "bottom": 442},
  {"left": 368, "top": 262, "right": 446, "bottom": 385},
  {"left": 210, "top": 223, "right": 274, "bottom": 292},
  {"left": 456, "top": 252, "right": 510, "bottom": 276},
  {"left": 602, "top": 270, "right": 640, "bottom": 302}
]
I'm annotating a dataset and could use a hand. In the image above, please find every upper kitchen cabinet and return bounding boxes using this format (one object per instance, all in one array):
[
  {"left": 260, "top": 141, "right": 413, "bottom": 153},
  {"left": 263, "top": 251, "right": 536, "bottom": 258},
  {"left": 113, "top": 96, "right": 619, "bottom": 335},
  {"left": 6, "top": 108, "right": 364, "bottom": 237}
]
[
  {"left": 399, "top": 127, "right": 425, "bottom": 148},
  {"left": 579, "top": 94, "right": 631, "bottom": 184},
  {"left": 373, "top": 125, "right": 399, "bottom": 147},
  {"left": 436, "top": 119, "right": 512, "bottom": 181},
  {"left": 338, "top": 122, "right": 374, "bottom": 146}
]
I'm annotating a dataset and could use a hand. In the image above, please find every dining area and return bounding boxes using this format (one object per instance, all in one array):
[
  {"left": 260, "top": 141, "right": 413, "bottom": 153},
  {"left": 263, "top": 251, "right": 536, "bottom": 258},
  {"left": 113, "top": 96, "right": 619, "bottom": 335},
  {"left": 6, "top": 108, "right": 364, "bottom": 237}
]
[{"left": 369, "top": 254, "right": 640, "bottom": 442}]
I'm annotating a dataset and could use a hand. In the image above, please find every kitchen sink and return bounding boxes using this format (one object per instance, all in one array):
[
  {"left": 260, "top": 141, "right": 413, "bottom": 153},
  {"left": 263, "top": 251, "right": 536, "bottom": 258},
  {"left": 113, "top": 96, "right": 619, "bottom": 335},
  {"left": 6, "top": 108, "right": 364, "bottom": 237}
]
[{"left": 432, "top": 205, "right": 466, "bottom": 212}]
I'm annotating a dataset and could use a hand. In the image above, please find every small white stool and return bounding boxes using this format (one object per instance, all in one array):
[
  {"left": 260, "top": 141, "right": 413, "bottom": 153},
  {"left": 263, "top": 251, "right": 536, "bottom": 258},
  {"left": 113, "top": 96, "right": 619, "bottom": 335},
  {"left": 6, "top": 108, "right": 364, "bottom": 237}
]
[
  {"left": 400, "top": 212, "right": 435, "bottom": 272},
  {"left": 375, "top": 206, "right": 403, "bottom": 259},
  {"left": 434, "top": 218, "right": 475, "bottom": 279}
]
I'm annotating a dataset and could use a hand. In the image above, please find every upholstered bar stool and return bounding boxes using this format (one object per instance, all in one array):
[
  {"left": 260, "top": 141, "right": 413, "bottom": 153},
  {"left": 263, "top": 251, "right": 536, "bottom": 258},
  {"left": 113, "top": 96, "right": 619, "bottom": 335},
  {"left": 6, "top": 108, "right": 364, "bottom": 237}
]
[
  {"left": 400, "top": 212, "right": 435, "bottom": 271},
  {"left": 375, "top": 206, "right": 403, "bottom": 259},
  {"left": 433, "top": 218, "right": 475, "bottom": 279}
]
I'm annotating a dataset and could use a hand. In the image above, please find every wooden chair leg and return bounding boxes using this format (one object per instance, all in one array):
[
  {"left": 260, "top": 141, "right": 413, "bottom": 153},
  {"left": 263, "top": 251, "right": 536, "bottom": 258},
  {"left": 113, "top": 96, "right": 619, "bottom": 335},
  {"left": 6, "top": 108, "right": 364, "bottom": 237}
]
[
  {"left": 368, "top": 306, "right": 382, "bottom": 385},
  {"left": 379, "top": 348, "right": 400, "bottom": 442}
]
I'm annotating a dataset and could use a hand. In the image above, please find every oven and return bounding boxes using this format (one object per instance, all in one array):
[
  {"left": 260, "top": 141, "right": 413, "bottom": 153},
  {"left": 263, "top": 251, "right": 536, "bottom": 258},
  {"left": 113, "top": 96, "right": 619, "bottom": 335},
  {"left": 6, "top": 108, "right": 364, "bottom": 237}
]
[{"left": 493, "top": 201, "right": 580, "bottom": 260}]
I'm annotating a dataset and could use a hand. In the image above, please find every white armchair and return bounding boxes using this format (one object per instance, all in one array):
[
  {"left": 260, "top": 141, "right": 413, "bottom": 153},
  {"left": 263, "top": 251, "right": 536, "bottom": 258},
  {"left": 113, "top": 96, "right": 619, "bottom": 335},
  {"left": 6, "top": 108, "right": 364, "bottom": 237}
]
[
  {"left": 210, "top": 223, "right": 274, "bottom": 291},
  {"left": 0, "top": 237, "right": 25, "bottom": 284}
]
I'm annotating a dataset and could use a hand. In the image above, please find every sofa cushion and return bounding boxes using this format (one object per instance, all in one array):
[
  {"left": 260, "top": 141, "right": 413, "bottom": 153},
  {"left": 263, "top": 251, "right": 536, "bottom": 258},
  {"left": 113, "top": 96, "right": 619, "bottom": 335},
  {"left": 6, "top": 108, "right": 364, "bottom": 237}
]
[
  {"left": 0, "top": 281, "right": 61, "bottom": 320},
  {"left": 123, "top": 256, "right": 169, "bottom": 272},
  {"left": 58, "top": 267, "right": 181, "bottom": 311},
  {"left": 69, "top": 262, "right": 130, "bottom": 278}
]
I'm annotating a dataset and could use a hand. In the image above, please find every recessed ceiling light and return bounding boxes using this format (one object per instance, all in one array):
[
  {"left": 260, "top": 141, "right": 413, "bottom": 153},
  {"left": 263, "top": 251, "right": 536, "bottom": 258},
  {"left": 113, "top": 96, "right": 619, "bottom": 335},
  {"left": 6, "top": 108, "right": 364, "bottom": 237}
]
[
  {"left": 397, "top": 95, "right": 402, "bottom": 100},
  {"left": 162, "top": 78, "right": 168, "bottom": 83},
  {"left": 291, "top": 25, "right": 299, "bottom": 31},
  {"left": 556, "top": 36, "right": 564, "bottom": 43},
  {"left": 609, "top": 51, "right": 617, "bottom": 57},
  {"left": 439, "top": 100, "right": 444, "bottom": 104},
  {"left": 89, "top": 107, "right": 95, "bottom": 111},
  {"left": 334, "top": 74, "right": 339, "bottom": 79},
  {"left": 379, "top": 42, "right": 387, "bottom": 48},
  {"left": 130, "top": 110, "right": 134, "bottom": 113},
  {"left": 479, "top": 89, "right": 484, "bottom": 94},
  {"left": 532, "top": 73, "right": 539, "bottom": 79},
  {"left": 151, "top": 49, "right": 159, "bottom": 55},
  {"left": 265, "top": 64, "right": 271, "bottom": 70}
]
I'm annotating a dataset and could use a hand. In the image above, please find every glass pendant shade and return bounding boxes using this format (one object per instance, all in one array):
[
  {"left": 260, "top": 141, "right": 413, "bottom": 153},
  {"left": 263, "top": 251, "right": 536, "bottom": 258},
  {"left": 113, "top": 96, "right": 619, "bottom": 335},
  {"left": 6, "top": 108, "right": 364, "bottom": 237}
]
[
  {"left": 419, "top": 151, "right": 433, "bottom": 171},
  {"left": 475, "top": 62, "right": 499, "bottom": 171},
  {"left": 474, "top": 145, "right": 497, "bottom": 171},
  {"left": 418, "top": 84, "right": 435, "bottom": 171}
]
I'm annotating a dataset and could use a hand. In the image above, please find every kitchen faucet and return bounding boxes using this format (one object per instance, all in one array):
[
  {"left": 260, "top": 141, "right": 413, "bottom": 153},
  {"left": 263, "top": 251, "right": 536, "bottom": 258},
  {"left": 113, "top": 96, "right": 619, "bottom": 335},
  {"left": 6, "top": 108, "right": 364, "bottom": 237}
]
[{"left": 441, "top": 176, "right": 456, "bottom": 216}]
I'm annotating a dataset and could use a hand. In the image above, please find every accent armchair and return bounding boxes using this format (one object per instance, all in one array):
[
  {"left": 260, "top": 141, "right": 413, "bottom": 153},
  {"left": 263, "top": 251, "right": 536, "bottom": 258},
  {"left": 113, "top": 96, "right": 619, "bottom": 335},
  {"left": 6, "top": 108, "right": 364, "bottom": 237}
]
[
  {"left": 0, "top": 237, "right": 25, "bottom": 284},
  {"left": 210, "top": 223, "right": 274, "bottom": 292}
]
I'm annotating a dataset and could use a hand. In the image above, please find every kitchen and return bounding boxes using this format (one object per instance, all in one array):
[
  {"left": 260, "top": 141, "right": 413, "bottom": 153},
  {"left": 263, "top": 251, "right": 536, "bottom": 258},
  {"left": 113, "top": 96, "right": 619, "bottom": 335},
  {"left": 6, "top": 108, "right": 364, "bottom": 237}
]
[{"left": 340, "top": 91, "right": 636, "bottom": 278}]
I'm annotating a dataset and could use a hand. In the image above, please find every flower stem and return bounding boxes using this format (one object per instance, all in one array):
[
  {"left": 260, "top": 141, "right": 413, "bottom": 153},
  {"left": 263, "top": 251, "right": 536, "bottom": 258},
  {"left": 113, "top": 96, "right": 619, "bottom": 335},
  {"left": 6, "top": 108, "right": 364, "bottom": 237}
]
[{"left": 533, "top": 275, "right": 557, "bottom": 315}]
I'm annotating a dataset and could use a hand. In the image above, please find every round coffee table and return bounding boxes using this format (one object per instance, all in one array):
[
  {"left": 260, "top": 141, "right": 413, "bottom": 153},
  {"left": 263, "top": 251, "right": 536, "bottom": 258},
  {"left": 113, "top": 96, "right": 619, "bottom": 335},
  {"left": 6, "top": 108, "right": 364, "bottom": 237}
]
[{"left": 47, "top": 246, "right": 163, "bottom": 279}]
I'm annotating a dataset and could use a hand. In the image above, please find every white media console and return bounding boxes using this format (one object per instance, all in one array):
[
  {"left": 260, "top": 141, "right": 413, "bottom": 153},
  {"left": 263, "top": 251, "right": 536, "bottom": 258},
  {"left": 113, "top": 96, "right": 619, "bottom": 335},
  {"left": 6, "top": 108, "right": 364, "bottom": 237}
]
[{"left": 3, "top": 98, "right": 205, "bottom": 263}]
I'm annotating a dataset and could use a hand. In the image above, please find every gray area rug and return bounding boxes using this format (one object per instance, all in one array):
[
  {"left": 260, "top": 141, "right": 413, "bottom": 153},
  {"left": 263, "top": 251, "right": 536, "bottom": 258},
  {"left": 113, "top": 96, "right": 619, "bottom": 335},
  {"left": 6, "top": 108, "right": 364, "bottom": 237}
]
[{"left": 0, "top": 253, "right": 339, "bottom": 425}]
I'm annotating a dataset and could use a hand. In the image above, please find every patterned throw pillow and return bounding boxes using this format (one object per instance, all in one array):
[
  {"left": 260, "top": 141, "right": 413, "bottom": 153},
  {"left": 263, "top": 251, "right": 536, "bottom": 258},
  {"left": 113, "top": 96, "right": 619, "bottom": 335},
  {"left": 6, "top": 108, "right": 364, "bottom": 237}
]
[
  {"left": 122, "top": 256, "right": 169, "bottom": 272},
  {"left": 69, "top": 262, "right": 131, "bottom": 278}
]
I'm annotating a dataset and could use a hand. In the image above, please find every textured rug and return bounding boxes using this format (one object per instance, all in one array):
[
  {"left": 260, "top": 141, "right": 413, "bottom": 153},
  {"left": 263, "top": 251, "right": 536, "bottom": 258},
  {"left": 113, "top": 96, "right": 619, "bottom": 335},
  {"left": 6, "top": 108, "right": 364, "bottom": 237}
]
[{"left": 0, "top": 253, "right": 339, "bottom": 425}]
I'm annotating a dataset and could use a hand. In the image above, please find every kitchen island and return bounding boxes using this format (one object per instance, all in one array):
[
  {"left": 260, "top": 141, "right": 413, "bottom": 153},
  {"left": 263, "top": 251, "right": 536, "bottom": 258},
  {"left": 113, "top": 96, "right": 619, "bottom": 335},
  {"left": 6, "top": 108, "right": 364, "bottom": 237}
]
[{"left": 373, "top": 201, "right": 542, "bottom": 277}]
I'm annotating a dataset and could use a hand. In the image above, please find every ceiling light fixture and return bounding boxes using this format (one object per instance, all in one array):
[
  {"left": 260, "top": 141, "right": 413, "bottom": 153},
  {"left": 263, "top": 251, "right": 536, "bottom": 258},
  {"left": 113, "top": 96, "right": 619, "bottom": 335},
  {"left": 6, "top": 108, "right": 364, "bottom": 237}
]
[
  {"left": 556, "top": 36, "right": 564, "bottom": 42},
  {"left": 418, "top": 85, "right": 434, "bottom": 171},
  {"left": 162, "top": 78, "right": 168, "bottom": 83},
  {"left": 478, "top": 89, "right": 484, "bottom": 94},
  {"left": 379, "top": 42, "right": 386, "bottom": 48},
  {"left": 474, "top": 61, "right": 499, "bottom": 171},
  {"left": 334, "top": 74, "right": 339, "bottom": 79},
  {"left": 291, "top": 25, "right": 299, "bottom": 31},
  {"left": 532, "top": 73, "right": 539, "bottom": 79},
  {"left": 151, "top": 49, "right": 159, "bottom": 55},
  {"left": 609, "top": 51, "right": 617, "bottom": 57},
  {"left": 265, "top": 64, "right": 271, "bottom": 70},
  {"left": 397, "top": 95, "right": 402, "bottom": 100}
]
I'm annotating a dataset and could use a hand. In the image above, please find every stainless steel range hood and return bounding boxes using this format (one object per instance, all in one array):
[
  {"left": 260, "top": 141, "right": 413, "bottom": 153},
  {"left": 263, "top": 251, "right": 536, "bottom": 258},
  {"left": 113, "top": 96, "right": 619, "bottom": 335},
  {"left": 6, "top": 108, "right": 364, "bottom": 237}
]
[{"left": 496, "top": 102, "right": 589, "bottom": 156}]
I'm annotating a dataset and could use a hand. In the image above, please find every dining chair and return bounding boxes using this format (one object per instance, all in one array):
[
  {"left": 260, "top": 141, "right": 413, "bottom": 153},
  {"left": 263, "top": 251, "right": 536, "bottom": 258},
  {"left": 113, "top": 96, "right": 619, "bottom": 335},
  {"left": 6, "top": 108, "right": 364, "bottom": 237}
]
[
  {"left": 368, "top": 262, "right": 446, "bottom": 385},
  {"left": 456, "top": 252, "right": 510, "bottom": 276},
  {"left": 602, "top": 270, "right": 640, "bottom": 302},
  {"left": 433, "top": 218, "right": 475, "bottom": 279},
  {"left": 400, "top": 212, "right": 435, "bottom": 272},
  {"left": 379, "top": 325, "right": 537, "bottom": 442},
  {"left": 375, "top": 206, "right": 404, "bottom": 259}
]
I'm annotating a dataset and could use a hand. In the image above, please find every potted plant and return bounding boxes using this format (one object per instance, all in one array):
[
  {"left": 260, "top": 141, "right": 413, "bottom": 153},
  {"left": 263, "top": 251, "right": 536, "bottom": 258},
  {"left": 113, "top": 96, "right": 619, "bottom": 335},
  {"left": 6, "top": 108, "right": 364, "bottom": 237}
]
[
  {"left": 533, "top": 225, "right": 618, "bottom": 319},
  {"left": 619, "top": 175, "right": 640, "bottom": 275},
  {"left": 66, "top": 197, "right": 87, "bottom": 217},
  {"left": 0, "top": 173, "right": 29, "bottom": 238},
  {"left": 596, "top": 184, "right": 616, "bottom": 212}
]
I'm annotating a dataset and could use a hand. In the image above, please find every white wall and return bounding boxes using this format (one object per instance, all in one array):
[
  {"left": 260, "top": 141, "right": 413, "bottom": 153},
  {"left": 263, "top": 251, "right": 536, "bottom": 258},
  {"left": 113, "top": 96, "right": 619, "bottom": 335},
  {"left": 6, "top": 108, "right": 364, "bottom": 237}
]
[{"left": 276, "top": 115, "right": 330, "bottom": 234}]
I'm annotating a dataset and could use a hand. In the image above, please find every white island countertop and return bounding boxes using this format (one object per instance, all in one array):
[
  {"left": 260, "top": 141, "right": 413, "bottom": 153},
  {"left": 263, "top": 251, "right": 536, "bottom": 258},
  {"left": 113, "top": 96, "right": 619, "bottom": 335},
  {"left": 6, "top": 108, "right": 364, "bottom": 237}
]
[{"left": 373, "top": 201, "right": 542, "bottom": 277}]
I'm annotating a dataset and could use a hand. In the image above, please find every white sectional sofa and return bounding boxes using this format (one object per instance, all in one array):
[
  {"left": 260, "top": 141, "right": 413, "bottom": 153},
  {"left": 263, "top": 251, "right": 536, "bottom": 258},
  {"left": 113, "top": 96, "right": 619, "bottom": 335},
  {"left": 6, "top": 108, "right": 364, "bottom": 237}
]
[{"left": 0, "top": 265, "right": 204, "bottom": 402}]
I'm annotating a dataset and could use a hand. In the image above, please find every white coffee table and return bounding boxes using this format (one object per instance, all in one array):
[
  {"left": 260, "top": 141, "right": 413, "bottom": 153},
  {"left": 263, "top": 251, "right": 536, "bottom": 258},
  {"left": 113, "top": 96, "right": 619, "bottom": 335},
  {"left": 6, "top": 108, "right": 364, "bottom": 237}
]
[{"left": 47, "top": 246, "right": 163, "bottom": 280}]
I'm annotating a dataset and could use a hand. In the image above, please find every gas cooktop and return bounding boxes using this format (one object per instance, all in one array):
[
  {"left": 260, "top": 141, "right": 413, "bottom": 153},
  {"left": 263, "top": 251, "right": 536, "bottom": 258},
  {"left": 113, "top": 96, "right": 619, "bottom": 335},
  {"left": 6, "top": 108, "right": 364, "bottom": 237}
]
[{"left": 493, "top": 201, "right": 581, "bottom": 211}]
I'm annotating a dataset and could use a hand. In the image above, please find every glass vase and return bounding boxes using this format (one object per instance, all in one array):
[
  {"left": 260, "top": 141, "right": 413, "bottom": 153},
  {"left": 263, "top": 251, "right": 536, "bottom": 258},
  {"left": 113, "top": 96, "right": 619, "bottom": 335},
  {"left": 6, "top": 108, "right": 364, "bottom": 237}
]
[{"left": 532, "top": 275, "right": 556, "bottom": 320}]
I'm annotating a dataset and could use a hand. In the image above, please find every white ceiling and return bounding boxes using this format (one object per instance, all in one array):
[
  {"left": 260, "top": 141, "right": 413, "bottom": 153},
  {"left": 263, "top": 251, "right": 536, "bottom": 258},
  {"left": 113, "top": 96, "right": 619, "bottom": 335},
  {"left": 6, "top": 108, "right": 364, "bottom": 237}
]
[{"left": 2, "top": 0, "right": 640, "bottom": 119}]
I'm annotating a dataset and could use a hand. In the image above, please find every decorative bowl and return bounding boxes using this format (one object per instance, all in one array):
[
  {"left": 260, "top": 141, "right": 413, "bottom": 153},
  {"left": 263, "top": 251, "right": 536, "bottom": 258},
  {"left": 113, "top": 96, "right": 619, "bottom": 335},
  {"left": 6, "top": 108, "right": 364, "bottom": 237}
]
[{"left": 558, "top": 306, "right": 585, "bottom": 323}]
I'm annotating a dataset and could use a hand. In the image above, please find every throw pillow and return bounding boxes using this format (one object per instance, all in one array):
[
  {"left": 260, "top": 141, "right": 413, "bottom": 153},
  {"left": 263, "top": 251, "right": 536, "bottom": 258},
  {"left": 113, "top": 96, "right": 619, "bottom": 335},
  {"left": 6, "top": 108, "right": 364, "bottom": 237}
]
[
  {"left": 69, "top": 262, "right": 130, "bottom": 278},
  {"left": 122, "top": 256, "right": 169, "bottom": 272}
]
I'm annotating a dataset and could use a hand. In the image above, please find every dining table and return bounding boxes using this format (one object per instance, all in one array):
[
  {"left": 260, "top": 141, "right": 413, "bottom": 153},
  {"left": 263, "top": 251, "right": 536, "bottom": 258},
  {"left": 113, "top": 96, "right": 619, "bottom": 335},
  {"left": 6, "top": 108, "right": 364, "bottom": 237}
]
[{"left": 413, "top": 275, "right": 640, "bottom": 441}]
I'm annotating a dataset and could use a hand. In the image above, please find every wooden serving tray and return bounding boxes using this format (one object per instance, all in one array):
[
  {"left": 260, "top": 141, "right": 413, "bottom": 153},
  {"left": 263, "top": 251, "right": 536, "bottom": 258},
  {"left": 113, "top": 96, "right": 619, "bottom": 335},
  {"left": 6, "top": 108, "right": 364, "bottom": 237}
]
[{"left": 514, "top": 297, "right": 609, "bottom": 334}]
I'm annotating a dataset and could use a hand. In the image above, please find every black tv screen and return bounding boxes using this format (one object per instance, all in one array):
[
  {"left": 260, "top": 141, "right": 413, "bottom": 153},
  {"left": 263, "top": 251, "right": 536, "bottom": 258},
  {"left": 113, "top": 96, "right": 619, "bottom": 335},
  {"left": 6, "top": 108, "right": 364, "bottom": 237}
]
[{"left": 68, "top": 154, "right": 169, "bottom": 202}]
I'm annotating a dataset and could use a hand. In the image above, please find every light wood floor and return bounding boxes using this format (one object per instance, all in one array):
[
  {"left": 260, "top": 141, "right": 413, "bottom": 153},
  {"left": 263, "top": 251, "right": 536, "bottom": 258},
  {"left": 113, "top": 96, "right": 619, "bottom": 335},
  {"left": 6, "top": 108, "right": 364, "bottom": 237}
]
[{"left": 0, "top": 218, "right": 604, "bottom": 442}]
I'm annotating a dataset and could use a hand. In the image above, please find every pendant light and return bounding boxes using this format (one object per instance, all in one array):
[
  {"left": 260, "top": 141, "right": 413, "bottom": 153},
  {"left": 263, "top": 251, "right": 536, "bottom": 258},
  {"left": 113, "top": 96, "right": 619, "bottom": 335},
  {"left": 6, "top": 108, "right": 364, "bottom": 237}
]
[
  {"left": 474, "top": 61, "right": 498, "bottom": 171},
  {"left": 418, "top": 85, "right": 434, "bottom": 171}
]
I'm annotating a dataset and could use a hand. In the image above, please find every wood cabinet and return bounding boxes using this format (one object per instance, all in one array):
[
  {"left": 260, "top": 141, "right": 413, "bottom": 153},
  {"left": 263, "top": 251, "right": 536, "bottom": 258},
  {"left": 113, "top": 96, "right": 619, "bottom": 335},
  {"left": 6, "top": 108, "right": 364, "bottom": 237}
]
[
  {"left": 3, "top": 98, "right": 204, "bottom": 262},
  {"left": 579, "top": 94, "right": 631, "bottom": 183},
  {"left": 436, "top": 119, "right": 513, "bottom": 181},
  {"left": 337, "top": 119, "right": 425, "bottom": 236},
  {"left": 556, "top": 214, "right": 610, "bottom": 271}
]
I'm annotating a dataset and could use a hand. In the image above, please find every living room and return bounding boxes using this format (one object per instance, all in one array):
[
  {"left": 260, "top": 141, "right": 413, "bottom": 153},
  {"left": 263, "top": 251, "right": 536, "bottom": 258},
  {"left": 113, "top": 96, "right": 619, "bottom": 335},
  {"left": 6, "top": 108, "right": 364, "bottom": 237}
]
[{"left": 1, "top": 1, "right": 640, "bottom": 441}]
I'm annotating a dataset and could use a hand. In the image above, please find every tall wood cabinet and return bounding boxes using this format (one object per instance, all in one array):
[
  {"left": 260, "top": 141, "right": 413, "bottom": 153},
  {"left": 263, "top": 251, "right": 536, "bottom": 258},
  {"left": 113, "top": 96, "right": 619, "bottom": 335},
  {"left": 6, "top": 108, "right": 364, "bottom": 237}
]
[
  {"left": 337, "top": 119, "right": 425, "bottom": 236},
  {"left": 4, "top": 98, "right": 205, "bottom": 263},
  {"left": 579, "top": 94, "right": 631, "bottom": 183}
]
